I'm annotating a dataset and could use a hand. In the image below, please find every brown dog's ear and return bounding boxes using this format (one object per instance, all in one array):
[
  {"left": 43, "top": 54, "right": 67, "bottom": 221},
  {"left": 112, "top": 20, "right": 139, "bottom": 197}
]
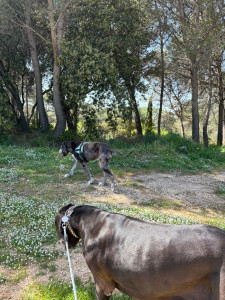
[{"left": 55, "top": 213, "right": 63, "bottom": 240}]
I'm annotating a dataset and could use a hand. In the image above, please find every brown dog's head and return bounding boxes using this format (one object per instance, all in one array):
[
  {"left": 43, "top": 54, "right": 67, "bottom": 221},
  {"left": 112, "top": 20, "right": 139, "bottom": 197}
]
[{"left": 55, "top": 204, "right": 80, "bottom": 248}]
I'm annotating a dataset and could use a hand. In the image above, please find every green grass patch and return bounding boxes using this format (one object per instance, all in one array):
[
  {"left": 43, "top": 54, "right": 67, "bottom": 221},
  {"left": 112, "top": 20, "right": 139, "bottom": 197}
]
[
  {"left": 21, "top": 279, "right": 131, "bottom": 300},
  {"left": 0, "top": 134, "right": 224, "bottom": 271},
  {"left": 215, "top": 184, "right": 225, "bottom": 198},
  {"left": 0, "top": 192, "right": 204, "bottom": 269},
  {"left": 0, "top": 273, "right": 8, "bottom": 284},
  {"left": 0, "top": 134, "right": 224, "bottom": 299}
]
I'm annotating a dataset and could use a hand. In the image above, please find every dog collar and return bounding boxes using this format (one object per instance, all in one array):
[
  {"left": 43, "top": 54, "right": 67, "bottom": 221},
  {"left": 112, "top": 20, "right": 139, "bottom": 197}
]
[{"left": 63, "top": 206, "right": 79, "bottom": 239}]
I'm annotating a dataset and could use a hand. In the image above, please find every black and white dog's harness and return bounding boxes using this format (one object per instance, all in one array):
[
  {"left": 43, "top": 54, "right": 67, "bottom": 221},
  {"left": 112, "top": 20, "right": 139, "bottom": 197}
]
[{"left": 73, "top": 142, "right": 89, "bottom": 162}]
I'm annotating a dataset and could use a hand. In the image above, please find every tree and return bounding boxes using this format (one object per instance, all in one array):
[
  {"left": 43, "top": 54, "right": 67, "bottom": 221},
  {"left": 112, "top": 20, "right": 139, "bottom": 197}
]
[
  {"left": 25, "top": 0, "right": 49, "bottom": 132},
  {"left": 0, "top": 1, "right": 30, "bottom": 131},
  {"left": 65, "top": 0, "right": 151, "bottom": 136},
  {"left": 165, "top": 78, "right": 189, "bottom": 138},
  {"left": 215, "top": 53, "right": 224, "bottom": 145},
  {"left": 167, "top": 0, "right": 223, "bottom": 143},
  {"left": 47, "top": 0, "right": 67, "bottom": 136},
  {"left": 153, "top": 0, "right": 169, "bottom": 136}
]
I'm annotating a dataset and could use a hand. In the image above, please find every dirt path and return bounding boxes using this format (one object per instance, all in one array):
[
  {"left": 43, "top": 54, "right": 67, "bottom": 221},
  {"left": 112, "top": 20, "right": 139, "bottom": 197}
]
[{"left": 0, "top": 171, "right": 224, "bottom": 300}]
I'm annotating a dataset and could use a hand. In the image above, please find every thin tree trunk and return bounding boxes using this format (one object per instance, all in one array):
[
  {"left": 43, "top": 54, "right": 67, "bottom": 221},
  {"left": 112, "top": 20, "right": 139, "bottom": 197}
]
[
  {"left": 191, "top": 61, "right": 200, "bottom": 143},
  {"left": 145, "top": 96, "right": 153, "bottom": 135},
  {"left": 178, "top": 116, "right": 185, "bottom": 138},
  {"left": 26, "top": 2, "right": 49, "bottom": 132},
  {"left": 126, "top": 83, "right": 142, "bottom": 136},
  {"left": 48, "top": 0, "right": 66, "bottom": 137},
  {"left": 158, "top": 30, "right": 164, "bottom": 136},
  {"left": 223, "top": 108, "right": 225, "bottom": 145},
  {"left": 168, "top": 91, "right": 185, "bottom": 138},
  {"left": 203, "top": 64, "right": 212, "bottom": 148},
  {"left": 216, "top": 57, "right": 224, "bottom": 145},
  {"left": 26, "top": 79, "right": 29, "bottom": 120}
]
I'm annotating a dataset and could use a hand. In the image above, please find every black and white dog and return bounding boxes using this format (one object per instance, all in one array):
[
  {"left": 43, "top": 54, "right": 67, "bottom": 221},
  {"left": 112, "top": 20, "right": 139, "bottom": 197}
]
[{"left": 59, "top": 141, "right": 132, "bottom": 189}]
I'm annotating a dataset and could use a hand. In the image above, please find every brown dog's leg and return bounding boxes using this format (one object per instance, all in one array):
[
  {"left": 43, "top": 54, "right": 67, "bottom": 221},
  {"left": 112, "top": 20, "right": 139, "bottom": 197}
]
[
  {"left": 95, "top": 279, "right": 114, "bottom": 300},
  {"left": 218, "top": 263, "right": 225, "bottom": 299}
]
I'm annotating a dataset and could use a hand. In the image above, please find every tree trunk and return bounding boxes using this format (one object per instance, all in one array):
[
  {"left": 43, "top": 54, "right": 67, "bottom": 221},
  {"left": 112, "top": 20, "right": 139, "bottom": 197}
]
[
  {"left": 158, "top": 29, "right": 165, "bottom": 136},
  {"left": 26, "top": 2, "right": 49, "bottom": 132},
  {"left": 145, "top": 96, "right": 153, "bottom": 135},
  {"left": 126, "top": 83, "right": 142, "bottom": 136},
  {"left": 216, "top": 57, "right": 224, "bottom": 146},
  {"left": 48, "top": 0, "right": 66, "bottom": 137},
  {"left": 223, "top": 108, "right": 225, "bottom": 145},
  {"left": 203, "top": 65, "right": 212, "bottom": 148},
  {"left": 62, "top": 100, "right": 78, "bottom": 131},
  {"left": 191, "top": 61, "right": 200, "bottom": 143},
  {"left": 178, "top": 115, "right": 185, "bottom": 138},
  {"left": 0, "top": 61, "right": 29, "bottom": 132}
]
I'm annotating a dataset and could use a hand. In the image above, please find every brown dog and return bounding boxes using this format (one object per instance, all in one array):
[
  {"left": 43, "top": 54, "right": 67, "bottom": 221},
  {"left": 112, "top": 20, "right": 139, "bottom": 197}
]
[
  {"left": 59, "top": 141, "right": 132, "bottom": 189},
  {"left": 56, "top": 204, "right": 225, "bottom": 300}
]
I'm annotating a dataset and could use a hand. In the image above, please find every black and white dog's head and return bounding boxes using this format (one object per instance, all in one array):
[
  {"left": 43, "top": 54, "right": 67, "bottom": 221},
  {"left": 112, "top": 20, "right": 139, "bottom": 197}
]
[
  {"left": 59, "top": 141, "right": 70, "bottom": 157},
  {"left": 59, "top": 141, "right": 77, "bottom": 157}
]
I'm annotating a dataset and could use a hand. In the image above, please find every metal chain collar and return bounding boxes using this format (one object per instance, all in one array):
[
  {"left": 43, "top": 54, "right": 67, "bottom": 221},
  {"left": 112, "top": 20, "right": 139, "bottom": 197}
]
[{"left": 63, "top": 206, "right": 79, "bottom": 239}]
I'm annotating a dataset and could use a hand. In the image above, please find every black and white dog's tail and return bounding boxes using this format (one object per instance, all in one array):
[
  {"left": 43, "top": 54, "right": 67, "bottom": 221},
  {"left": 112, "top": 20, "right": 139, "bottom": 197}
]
[{"left": 111, "top": 148, "right": 133, "bottom": 157}]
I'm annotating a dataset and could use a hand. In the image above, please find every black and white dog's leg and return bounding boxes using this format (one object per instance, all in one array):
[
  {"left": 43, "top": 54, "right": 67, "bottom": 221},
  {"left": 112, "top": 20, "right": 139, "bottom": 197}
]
[
  {"left": 64, "top": 156, "right": 79, "bottom": 178},
  {"left": 99, "top": 172, "right": 107, "bottom": 187},
  {"left": 98, "top": 156, "right": 115, "bottom": 190},
  {"left": 104, "top": 168, "right": 115, "bottom": 191},
  {"left": 81, "top": 162, "right": 94, "bottom": 185}
]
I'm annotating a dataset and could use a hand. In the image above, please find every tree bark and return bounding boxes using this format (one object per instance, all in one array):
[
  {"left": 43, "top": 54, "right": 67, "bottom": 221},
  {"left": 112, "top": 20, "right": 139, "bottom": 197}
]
[
  {"left": 158, "top": 27, "right": 165, "bottom": 136},
  {"left": 203, "top": 64, "right": 212, "bottom": 148},
  {"left": 216, "top": 57, "right": 224, "bottom": 146},
  {"left": 126, "top": 83, "right": 142, "bottom": 136},
  {"left": 191, "top": 61, "right": 200, "bottom": 143},
  {"left": 178, "top": 117, "right": 185, "bottom": 138},
  {"left": 48, "top": 0, "right": 66, "bottom": 137},
  {"left": 26, "top": 2, "right": 49, "bottom": 132}
]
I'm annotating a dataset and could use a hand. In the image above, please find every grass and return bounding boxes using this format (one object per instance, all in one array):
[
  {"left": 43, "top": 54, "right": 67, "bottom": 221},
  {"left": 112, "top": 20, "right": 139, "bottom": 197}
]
[
  {"left": 215, "top": 185, "right": 225, "bottom": 198},
  {"left": 0, "top": 133, "right": 224, "bottom": 299},
  {"left": 0, "top": 192, "right": 202, "bottom": 269},
  {"left": 21, "top": 279, "right": 132, "bottom": 300}
]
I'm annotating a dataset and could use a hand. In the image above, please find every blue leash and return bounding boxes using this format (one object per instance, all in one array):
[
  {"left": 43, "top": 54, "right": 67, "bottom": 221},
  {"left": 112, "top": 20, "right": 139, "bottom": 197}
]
[{"left": 62, "top": 216, "right": 78, "bottom": 300}]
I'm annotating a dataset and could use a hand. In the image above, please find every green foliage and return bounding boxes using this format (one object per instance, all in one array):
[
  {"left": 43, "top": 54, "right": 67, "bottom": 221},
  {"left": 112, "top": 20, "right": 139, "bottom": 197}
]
[
  {"left": 81, "top": 105, "right": 105, "bottom": 139},
  {"left": 0, "top": 135, "right": 13, "bottom": 146},
  {"left": 0, "top": 87, "right": 16, "bottom": 134}
]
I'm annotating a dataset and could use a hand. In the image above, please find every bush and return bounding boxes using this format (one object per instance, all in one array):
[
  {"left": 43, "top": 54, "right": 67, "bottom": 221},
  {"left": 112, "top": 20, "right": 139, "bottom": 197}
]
[{"left": 0, "top": 135, "right": 13, "bottom": 146}]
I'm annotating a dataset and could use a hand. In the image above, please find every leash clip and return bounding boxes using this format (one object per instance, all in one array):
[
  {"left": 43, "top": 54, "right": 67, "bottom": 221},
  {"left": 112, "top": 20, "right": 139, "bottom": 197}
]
[{"left": 62, "top": 215, "right": 69, "bottom": 227}]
